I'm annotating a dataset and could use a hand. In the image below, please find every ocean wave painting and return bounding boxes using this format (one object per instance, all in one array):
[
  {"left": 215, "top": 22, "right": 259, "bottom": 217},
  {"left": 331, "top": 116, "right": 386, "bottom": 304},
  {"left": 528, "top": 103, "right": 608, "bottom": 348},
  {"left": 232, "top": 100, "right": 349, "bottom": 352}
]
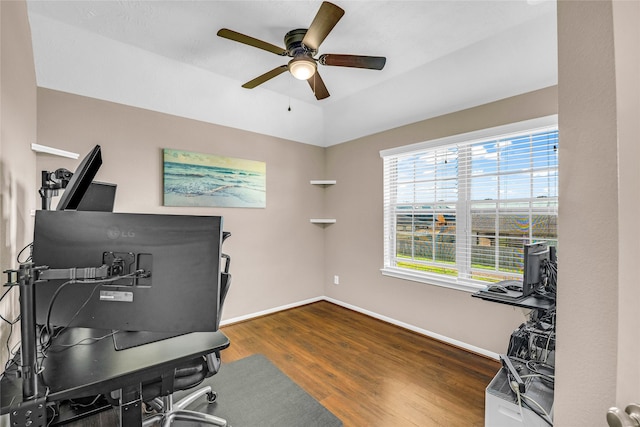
[{"left": 163, "top": 149, "right": 266, "bottom": 208}]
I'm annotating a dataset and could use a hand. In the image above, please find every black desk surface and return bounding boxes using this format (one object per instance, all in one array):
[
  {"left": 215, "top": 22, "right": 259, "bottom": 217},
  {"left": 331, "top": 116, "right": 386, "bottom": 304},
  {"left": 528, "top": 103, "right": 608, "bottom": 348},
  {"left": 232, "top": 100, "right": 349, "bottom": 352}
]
[
  {"left": 472, "top": 290, "right": 555, "bottom": 311},
  {"left": 1, "top": 328, "right": 229, "bottom": 419}
]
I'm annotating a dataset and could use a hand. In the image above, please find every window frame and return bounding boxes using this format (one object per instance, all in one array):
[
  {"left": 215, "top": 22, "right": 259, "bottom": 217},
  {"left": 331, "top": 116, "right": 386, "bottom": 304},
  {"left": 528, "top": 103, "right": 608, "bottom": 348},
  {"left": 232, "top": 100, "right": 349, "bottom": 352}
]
[{"left": 380, "top": 115, "right": 558, "bottom": 293}]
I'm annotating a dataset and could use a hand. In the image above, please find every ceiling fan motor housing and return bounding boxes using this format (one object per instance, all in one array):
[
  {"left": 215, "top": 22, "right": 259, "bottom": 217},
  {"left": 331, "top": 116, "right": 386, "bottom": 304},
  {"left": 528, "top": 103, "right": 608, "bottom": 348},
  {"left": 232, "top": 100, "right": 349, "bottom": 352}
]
[{"left": 285, "top": 29, "right": 316, "bottom": 57}]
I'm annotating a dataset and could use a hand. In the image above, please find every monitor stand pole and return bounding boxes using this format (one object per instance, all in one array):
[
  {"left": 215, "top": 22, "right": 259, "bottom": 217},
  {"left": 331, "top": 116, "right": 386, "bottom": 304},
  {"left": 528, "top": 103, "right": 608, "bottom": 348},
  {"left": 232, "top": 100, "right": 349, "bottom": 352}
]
[
  {"left": 7, "top": 263, "right": 42, "bottom": 399},
  {"left": 3, "top": 263, "right": 48, "bottom": 425}
]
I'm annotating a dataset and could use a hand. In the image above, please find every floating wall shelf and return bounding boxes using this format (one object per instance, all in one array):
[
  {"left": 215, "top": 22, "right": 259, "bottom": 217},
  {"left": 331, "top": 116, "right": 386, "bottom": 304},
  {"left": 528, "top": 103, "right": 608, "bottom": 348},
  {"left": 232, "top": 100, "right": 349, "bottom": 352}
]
[
  {"left": 31, "top": 143, "right": 79, "bottom": 159},
  {"left": 310, "top": 180, "right": 336, "bottom": 224},
  {"left": 310, "top": 219, "right": 337, "bottom": 224},
  {"left": 310, "top": 180, "right": 336, "bottom": 185}
]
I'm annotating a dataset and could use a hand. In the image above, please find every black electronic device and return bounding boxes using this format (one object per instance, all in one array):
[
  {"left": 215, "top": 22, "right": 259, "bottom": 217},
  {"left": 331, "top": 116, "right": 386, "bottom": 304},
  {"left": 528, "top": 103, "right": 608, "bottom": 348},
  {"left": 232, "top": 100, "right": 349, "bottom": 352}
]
[
  {"left": 523, "top": 242, "right": 551, "bottom": 297},
  {"left": 487, "top": 284, "right": 508, "bottom": 294},
  {"left": 56, "top": 144, "right": 103, "bottom": 211},
  {"left": 32, "top": 210, "right": 223, "bottom": 334},
  {"left": 479, "top": 242, "right": 556, "bottom": 302},
  {"left": 39, "top": 145, "right": 117, "bottom": 211},
  {"left": 75, "top": 181, "right": 117, "bottom": 212},
  {"left": 39, "top": 168, "right": 72, "bottom": 210}
]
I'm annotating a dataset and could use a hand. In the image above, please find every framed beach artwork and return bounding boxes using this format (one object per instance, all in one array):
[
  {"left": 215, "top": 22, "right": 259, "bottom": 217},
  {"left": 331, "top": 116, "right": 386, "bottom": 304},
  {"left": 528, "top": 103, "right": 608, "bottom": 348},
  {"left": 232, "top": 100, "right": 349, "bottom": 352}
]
[{"left": 163, "top": 149, "right": 266, "bottom": 208}]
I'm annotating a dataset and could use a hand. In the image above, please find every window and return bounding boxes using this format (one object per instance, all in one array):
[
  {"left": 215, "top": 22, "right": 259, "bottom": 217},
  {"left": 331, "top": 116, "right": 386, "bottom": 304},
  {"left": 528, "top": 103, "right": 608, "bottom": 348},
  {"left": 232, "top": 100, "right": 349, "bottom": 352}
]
[{"left": 381, "top": 116, "right": 558, "bottom": 292}]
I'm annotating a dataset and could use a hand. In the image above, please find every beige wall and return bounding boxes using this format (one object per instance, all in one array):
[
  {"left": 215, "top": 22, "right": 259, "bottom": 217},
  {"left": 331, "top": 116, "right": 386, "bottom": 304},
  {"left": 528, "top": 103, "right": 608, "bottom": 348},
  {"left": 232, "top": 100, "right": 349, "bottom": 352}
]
[
  {"left": 613, "top": 0, "right": 640, "bottom": 408},
  {"left": 555, "top": 0, "right": 640, "bottom": 423},
  {"left": 323, "top": 86, "right": 558, "bottom": 354},
  {"left": 35, "top": 89, "right": 327, "bottom": 322},
  {"left": 556, "top": 1, "right": 619, "bottom": 424},
  {"left": 35, "top": 87, "right": 561, "bottom": 357},
  {"left": 555, "top": 0, "right": 640, "bottom": 424},
  {"left": 0, "top": 0, "right": 38, "bottom": 371}
]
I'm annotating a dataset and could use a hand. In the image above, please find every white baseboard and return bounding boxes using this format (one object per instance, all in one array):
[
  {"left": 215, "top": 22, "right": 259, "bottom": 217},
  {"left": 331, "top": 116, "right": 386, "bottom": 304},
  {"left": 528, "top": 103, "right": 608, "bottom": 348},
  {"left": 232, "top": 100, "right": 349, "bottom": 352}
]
[
  {"left": 220, "top": 295, "right": 499, "bottom": 361},
  {"left": 220, "top": 296, "right": 324, "bottom": 326},
  {"left": 323, "top": 297, "right": 499, "bottom": 360}
]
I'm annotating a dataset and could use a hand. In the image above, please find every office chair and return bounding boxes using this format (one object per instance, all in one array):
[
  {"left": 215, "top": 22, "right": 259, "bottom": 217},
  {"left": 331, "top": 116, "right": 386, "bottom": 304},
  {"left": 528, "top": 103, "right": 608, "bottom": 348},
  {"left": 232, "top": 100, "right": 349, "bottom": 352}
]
[{"left": 140, "top": 232, "right": 232, "bottom": 427}]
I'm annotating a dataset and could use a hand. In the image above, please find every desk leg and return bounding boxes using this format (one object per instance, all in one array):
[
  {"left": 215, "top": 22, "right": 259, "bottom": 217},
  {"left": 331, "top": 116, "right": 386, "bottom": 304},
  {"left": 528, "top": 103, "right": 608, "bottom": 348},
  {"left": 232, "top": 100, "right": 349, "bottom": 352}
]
[{"left": 118, "top": 385, "right": 142, "bottom": 427}]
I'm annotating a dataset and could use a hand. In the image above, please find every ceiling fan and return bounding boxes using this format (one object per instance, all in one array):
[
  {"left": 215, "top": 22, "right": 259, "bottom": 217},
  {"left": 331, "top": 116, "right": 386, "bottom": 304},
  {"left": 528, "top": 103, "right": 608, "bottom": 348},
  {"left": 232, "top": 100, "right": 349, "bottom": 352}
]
[{"left": 217, "top": 1, "right": 386, "bottom": 100}]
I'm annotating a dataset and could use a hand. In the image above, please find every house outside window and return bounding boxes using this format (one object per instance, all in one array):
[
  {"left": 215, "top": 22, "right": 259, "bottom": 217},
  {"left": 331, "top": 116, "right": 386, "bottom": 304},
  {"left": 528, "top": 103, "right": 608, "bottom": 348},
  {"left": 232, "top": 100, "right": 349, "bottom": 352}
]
[{"left": 381, "top": 116, "right": 558, "bottom": 292}]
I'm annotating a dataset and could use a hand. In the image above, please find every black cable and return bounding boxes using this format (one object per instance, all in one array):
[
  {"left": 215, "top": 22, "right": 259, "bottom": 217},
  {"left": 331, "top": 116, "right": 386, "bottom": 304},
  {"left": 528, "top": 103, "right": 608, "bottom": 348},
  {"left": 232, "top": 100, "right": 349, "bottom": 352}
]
[
  {"left": 46, "top": 402, "right": 57, "bottom": 427},
  {"left": 3, "top": 269, "right": 145, "bottom": 382},
  {"left": 68, "top": 393, "right": 103, "bottom": 408},
  {"left": 42, "top": 280, "right": 77, "bottom": 344},
  {"left": 47, "top": 330, "right": 117, "bottom": 353},
  {"left": 0, "top": 310, "right": 18, "bottom": 324},
  {"left": 0, "top": 306, "right": 21, "bottom": 381},
  {"left": 0, "top": 284, "right": 15, "bottom": 304},
  {"left": 541, "top": 259, "right": 557, "bottom": 294},
  {"left": 0, "top": 281, "right": 19, "bottom": 366},
  {"left": 17, "top": 242, "right": 34, "bottom": 263},
  {"left": 42, "top": 270, "right": 144, "bottom": 351},
  {"left": 534, "top": 260, "right": 557, "bottom": 301},
  {"left": 1, "top": 322, "right": 17, "bottom": 380},
  {"left": 0, "top": 283, "right": 19, "bottom": 374}
]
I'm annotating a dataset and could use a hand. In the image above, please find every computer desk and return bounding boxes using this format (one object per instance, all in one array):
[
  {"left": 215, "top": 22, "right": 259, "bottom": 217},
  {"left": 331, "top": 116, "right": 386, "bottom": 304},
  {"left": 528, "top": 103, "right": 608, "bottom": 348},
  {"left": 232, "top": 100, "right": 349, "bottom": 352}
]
[
  {"left": 472, "top": 290, "right": 554, "bottom": 311},
  {"left": 472, "top": 290, "right": 555, "bottom": 323},
  {"left": 472, "top": 290, "right": 556, "bottom": 426},
  {"left": 0, "top": 328, "right": 230, "bottom": 426}
]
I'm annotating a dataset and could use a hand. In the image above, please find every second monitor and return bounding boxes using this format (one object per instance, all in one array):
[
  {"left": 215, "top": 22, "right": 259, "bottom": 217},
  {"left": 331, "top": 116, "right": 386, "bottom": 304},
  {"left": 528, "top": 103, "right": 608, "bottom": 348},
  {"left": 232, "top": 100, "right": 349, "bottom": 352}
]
[{"left": 522, "top": 242, "right": 554, "bottom": 297}]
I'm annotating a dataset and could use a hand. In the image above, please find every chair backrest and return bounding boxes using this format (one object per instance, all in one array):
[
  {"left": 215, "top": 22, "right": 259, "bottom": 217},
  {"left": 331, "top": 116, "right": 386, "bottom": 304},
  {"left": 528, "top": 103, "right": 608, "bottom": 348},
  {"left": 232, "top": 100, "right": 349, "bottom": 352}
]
[
  {"left": 218, "top": 272, "right": 231, "bottom": 327},
  {"left": 218, "top": 231, "right": 232, "bottom": 326}
]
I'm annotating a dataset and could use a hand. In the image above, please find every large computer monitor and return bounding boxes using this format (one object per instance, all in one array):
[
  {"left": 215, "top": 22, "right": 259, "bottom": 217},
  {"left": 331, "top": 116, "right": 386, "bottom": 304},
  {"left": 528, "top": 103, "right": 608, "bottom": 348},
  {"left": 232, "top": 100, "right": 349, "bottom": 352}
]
[{"left": 32, "top": 211, "right": 223, "bottom": 334}]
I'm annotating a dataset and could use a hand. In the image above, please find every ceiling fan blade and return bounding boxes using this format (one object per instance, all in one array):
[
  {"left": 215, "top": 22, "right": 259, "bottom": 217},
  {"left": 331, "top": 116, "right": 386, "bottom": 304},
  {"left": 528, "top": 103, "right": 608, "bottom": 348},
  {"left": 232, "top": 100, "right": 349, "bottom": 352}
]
[
  {"left": 307, "top": 71, "right": 330, "bottom": 100},
  {"left": 217, "top": 28, "right": 287, "bottom": 56},
  {"left": 319, "top": 54, "right": 386, "bottom": 70},
  {"left": 242, "top": 65, "right": 289, "bottom": 89},
  {"left": 302, "top": 2, "right": 345, "bottom": 51}
]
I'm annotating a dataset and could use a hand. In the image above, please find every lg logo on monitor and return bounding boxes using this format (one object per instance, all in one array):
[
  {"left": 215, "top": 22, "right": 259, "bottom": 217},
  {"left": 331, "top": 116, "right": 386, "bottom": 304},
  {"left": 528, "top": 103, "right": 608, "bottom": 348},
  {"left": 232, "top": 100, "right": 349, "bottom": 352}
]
[{"left": 107, "top": 226, "right": 135, "bottom": 239}]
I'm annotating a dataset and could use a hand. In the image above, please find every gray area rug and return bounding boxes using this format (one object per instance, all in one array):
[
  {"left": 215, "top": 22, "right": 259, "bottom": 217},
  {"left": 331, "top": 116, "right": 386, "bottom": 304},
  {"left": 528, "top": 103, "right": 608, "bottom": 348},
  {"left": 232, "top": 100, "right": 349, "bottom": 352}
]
[{"left": 174, "top": 354, "right": 342, "bottom": 427}]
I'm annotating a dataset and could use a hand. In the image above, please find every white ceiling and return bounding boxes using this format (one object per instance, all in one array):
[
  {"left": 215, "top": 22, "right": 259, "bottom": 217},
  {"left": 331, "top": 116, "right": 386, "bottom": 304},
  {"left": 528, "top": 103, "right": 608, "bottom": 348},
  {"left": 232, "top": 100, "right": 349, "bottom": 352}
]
[{"left": 26, "top": 0, "right": 558, "bottom": 147}]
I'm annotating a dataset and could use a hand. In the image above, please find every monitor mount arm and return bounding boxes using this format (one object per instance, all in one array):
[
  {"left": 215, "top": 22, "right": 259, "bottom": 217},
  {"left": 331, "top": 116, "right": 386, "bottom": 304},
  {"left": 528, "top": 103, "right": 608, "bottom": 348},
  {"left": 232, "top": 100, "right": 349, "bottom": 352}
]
[
  {"left": 39, "top": 169, "right": 73, "bottom": 210},
  {"left": 3, "top": 261, "right": 149, "bottom": 402}
]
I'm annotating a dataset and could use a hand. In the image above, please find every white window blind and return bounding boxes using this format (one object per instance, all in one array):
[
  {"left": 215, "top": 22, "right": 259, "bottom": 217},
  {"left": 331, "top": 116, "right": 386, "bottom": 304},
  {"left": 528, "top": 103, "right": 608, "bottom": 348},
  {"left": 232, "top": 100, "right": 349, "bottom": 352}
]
[{"left": 381, "top": 117, "right": 558, "bottom": 291}]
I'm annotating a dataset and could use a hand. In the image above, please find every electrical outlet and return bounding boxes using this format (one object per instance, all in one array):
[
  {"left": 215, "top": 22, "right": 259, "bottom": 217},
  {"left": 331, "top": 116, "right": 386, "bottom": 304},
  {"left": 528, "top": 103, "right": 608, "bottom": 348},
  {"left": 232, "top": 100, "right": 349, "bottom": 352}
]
[{"left": 333, "top": 275, "right": 340, "bottom": 285}]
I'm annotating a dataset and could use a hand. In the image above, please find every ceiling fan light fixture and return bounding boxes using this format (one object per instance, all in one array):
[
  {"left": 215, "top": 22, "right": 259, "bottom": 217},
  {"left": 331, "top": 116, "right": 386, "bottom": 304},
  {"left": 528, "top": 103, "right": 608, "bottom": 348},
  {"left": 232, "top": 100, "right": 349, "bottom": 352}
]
[{"left": 288, "top": 56, "right": 317, "bottom": 80}]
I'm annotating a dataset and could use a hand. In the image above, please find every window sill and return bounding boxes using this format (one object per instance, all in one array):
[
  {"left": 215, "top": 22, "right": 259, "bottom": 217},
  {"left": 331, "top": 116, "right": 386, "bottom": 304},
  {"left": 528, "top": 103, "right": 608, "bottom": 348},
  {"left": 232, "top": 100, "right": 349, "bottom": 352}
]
[{"left": 380, "top": 267, "right": 486, "bottom": 293}]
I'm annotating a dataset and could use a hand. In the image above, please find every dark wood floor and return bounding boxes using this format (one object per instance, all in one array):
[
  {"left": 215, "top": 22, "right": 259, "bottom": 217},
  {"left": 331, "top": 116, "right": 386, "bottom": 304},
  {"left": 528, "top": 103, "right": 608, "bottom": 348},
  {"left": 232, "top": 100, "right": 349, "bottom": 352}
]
[
  {"left": 220, "top": 301, "right": 499, "bottom": 426},
  {"left": 58, "top": 301, "right": 499, "bottom": 426}
]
